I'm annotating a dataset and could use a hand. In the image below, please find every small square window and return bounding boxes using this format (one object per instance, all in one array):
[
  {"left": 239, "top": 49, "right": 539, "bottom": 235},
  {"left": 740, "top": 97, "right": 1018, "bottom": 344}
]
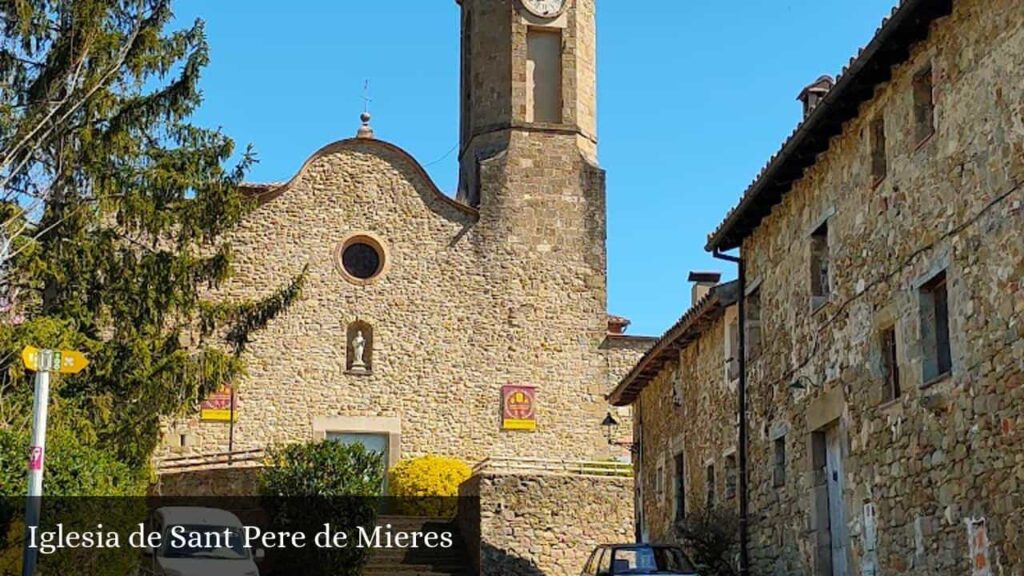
[
  {"left": 671, "top": 369, "right": 684, "bottom": 408},
  {"left": 724, "top": 454, "right": 737, "bottom": 500},
  {"left": 655, "top": 464, "right": 665, "bottom": 500},
  {"left": 726, "top": 316, "right": 740, "bottom": 382},
  {"left": 674, "top": 453, "right": 686, "bottom": 521},
  {"left": 705, "top": 464, "right": 716, "bottom": 509}
]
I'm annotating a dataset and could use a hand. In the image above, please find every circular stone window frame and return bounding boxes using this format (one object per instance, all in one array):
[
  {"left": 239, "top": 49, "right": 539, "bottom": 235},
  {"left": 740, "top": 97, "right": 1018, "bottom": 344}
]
[{"left": 334, "top": 231, "right": 391, "bottom": 286}]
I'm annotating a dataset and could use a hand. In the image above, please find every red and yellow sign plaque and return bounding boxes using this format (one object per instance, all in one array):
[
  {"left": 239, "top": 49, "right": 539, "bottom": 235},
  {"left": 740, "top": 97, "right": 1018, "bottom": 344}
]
[
  {"left": 200, "top": 386, "right": 237, "bottom": 422},
  {"left": 502, "top": 385, "right": 537, "bottom": 431}
]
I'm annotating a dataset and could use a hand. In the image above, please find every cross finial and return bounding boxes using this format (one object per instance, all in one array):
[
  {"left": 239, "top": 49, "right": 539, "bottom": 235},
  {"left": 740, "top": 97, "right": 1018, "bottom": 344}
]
[{"left": 356, "top": 80, "right": 375, "bottom": 139}]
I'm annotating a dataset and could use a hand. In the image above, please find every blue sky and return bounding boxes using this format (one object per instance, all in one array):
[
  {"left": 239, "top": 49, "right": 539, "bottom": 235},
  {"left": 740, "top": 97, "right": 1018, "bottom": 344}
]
[{"left": 173, "top": 0, "right": 899, "bottom": 337}]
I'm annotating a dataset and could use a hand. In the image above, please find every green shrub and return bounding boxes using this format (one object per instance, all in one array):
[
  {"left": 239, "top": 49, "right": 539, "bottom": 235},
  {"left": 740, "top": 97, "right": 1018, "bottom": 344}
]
[
  {"left": 0, "top": 428, "right": 145, "bottom": 496},
  {"left": 675, "top": 506, "right": 740, "bottom": 576},
  {"left": 259, "top": 441, "right": 385, "bottom": 576},
  {"left": 260, "top": 440, "right": 385, "bottom": 497},
  {"left": 0, "top": 429, "right": 146, "bottom": 576}
]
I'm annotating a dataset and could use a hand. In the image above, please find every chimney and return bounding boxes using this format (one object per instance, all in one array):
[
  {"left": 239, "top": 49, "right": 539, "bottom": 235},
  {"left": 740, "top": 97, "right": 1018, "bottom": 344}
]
[
  {"left": 688, "top": 272, "right": 721, "bottom": 306},
  {"left": 797, "top": 75, "right": 835, "bottom": 118},
  {"left": 607, "top": 315, "right": 631, "bottom": 335}
]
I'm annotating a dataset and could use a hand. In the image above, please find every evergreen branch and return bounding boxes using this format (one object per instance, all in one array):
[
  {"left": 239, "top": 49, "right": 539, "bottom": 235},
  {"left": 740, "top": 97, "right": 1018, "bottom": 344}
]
[
  {"left": 0, "top": 6, "right": 143, "bottom": 191},
  {"left": 201, "top": 264, "right": 308, "bottom": 355}
]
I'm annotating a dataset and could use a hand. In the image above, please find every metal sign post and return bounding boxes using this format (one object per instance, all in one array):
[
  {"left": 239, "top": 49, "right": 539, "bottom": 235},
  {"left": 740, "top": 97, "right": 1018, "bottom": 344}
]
[{"left": 20, "top": 346, "right": 88, "bottom": 576}]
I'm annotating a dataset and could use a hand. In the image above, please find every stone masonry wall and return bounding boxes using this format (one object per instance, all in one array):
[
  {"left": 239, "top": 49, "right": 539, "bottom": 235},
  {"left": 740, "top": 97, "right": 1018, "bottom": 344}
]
[
  {"left": 157, "top": 134, "right": 647, "bottom": 468},
  {"left": 737, "top": 0, "right": 1024, "bottom": 573},
  {"left": 152, "top": 466, "right": 261, "bottom": 498},
  {"left": 635, "top": 306, "right": 739, "bottom": 544},
  {"left": 459, "top": 472, "right": 634, "bottom": 575},
  {"left": 603, "top": 335, "right": 659, "bottom": 459}
]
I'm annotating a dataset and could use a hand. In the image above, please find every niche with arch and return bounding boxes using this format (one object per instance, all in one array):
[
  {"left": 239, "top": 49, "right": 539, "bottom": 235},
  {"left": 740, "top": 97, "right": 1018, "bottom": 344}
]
[{"left": 346, "top": 320, "right": 374, "bottom": 374}]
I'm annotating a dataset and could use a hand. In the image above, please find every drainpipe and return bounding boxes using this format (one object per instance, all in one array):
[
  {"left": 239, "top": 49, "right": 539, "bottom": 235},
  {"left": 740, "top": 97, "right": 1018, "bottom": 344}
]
[
  {"left": 712, "top": 248, "right": 749, "bottom": 576},
  {"left": 635, "top": 395, "right": 644, "bottom": 542}
]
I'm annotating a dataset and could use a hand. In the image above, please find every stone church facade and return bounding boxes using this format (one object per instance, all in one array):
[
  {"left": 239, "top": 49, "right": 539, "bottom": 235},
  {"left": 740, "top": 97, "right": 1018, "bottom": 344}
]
[
  {"left": 158, "top": 0, "right": 654, "bottom": 470},
  {"left": 614, "top": 0, "right": 1024, "bottom": 575}
]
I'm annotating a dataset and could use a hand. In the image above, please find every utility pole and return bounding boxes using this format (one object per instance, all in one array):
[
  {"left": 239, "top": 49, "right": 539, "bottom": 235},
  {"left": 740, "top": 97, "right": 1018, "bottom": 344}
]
[{"left": 20, "top": 346, "right": 88, "bottom": 576}]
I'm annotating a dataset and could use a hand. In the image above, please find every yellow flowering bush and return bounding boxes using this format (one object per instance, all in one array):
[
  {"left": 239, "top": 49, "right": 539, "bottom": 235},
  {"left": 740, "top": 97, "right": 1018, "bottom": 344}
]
[
  {"left": 389, "top": 455, "right": 472, "bottom": 497},
  {"left": 388, "top": 456, "right": 472, "bottom": 517}
]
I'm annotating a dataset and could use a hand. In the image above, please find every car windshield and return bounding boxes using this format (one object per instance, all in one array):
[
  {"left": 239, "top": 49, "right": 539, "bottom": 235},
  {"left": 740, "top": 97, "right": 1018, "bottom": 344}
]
[
  {"left": 611, "top": 546, "right": 696, "bottom": 574},
  {"left": 161, "top": 524, "right": 249, "bottom": 560}
]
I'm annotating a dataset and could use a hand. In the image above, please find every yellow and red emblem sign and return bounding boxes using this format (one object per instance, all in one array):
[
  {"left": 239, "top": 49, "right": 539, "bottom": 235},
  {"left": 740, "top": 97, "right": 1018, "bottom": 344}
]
[
  {"left": 200, "top": 386, "right": 237, "bottom": 422},
  {"left": 502, "top": 385, "right": 537, "bottom": 431}
]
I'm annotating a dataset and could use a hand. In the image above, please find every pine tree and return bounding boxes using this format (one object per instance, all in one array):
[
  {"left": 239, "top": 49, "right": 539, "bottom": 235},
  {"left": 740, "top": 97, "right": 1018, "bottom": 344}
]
[{"left": 0, "top": 0, "right": 302, "bottom": 468}]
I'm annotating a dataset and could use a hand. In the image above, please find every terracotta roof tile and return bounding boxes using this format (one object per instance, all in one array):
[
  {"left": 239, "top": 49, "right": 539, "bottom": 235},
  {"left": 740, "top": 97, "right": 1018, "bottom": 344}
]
[{"left": 706, "top": 0, "right": 953, "bottom": 252}]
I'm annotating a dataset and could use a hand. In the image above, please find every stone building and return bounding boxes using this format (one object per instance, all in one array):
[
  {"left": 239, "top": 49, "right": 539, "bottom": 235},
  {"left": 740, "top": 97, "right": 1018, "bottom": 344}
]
[
  {"left": 156, "top": 0, "right": 654, "bottom": 466},
  {"left": 608, "top": 274, "right": 741, "bottom": 543},
  {"left": 615, "top": 0, "right": 1024, "bottom": 575}
]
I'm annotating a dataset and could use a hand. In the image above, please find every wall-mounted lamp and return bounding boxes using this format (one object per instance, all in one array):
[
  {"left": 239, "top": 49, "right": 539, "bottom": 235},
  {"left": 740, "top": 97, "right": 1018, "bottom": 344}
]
[
  {"left": 601, "top": 411, "right": 620, "bottom": 444},
  {"left": 602, "top": 411, "right": 639, "bottom": 454},
  {"left": 788, "top": 375, "right": 817, "bottom": 392}
]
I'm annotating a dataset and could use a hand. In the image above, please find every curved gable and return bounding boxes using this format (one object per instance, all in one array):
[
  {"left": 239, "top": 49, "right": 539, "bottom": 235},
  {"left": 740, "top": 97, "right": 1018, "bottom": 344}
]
[{"left": 241, "top": 138, "right": 478, "bottom": 223}]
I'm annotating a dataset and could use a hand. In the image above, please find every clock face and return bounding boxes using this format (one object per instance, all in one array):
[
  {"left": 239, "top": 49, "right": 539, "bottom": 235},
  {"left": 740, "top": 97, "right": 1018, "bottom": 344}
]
[{"left": 522, "top": 0, "right": 567, "bottom": 18}]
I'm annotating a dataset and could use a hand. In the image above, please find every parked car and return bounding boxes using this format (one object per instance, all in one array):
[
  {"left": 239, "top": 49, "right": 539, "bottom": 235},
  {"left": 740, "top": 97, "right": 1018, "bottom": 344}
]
[
  {"left": 140, "top": 507, "right": 263, "bottom": 576},
  {"left": 581, "top": 544, "right": 699, "bottom": 576}
]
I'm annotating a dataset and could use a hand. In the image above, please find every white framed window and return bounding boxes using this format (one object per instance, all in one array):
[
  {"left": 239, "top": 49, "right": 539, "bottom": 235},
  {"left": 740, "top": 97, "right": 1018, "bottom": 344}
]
[{"left": 312, "top": 416, "right": 401, "bottom": 468}]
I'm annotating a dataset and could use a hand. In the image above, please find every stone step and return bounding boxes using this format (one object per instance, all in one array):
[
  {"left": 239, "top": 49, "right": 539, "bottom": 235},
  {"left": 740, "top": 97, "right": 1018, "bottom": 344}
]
[
  {"left": 362, "top": 565, "right": 473, "bottom": 569},
  {"left": 362, "top": 517, "right": 474, "bottom": 575},
  {"left": 365, "top": 548, "right": 470, "bottom": 562}
]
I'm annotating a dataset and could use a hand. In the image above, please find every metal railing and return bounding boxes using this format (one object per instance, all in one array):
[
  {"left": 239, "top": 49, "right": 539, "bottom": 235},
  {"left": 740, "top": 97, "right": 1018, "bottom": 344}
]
[
  {"left": 472, "top": 457, "right": 633, "bottom": 478},
  {"left": 155, "top": 448, "right": 266, "bottom": 473},
  {"left": 156, "top": 451, "right": 633, "bottom": 479}
]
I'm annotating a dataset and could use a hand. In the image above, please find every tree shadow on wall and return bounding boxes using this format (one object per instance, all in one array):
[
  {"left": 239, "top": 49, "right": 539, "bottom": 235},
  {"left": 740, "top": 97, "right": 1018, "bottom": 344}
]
[{"left": 480, "top": 543, "right": 547, "bottom": 576}]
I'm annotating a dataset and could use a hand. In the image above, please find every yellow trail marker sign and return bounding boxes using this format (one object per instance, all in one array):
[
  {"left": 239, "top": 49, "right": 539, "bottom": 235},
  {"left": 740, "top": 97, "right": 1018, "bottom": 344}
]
[{"left": 21, "top": 346, "right": 89, "bottom": 374}]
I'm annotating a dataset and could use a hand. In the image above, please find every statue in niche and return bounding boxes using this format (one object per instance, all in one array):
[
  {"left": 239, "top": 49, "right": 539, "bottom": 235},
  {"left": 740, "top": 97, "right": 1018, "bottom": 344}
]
[
  {"left": 347, "top": 321, "right": 373, "bottom": 374},
  {"left": 351, "top": 331, "right": 367, "bottom": 370}
]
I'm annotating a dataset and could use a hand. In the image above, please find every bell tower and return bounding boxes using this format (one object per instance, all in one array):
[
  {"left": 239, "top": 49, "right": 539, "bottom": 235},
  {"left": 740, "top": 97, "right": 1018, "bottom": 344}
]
[
  {"left": 455, "top": 0, "right": 613, "bottom": 463},
  {"left": 456, "top": 0, "right": 598, "bottom": 205}
]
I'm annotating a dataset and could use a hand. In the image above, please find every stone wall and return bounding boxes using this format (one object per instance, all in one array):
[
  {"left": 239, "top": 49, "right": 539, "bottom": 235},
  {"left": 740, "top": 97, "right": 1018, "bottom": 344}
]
[
  {"left": 621, "top": 1, "right": 1024, "bottom": 574},
  {"left": 634, "top": 305, "right": 739, "bottom": 544},
  {"left": 603, "top": 335, "right": 659, "bottom": 459},
  {"left": 157, "top": 134, "right": 647, "bottom": 466},
  {"left": 459, "top": 471, "right": 634, "bottom": 575},
  {"left": 152, "top": 466, "right": 261, "bottom": 498},
  {"left": 734, "top": 0, "right": 1024, "bottom": 574}
]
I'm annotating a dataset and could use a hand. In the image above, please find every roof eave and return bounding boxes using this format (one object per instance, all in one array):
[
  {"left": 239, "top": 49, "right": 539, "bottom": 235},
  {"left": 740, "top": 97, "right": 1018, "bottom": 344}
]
[
  {"left": 705, "top": 0, "right": 954, "bottom": 253},
  {"left": 607, "top": 282, "right": 740, "bottom": 406}
]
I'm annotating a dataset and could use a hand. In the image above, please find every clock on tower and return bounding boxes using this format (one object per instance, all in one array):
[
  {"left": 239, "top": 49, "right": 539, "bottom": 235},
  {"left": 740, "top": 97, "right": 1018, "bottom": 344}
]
[{"left": 521, "top": 0, "right": 567, "bottom": 18}]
